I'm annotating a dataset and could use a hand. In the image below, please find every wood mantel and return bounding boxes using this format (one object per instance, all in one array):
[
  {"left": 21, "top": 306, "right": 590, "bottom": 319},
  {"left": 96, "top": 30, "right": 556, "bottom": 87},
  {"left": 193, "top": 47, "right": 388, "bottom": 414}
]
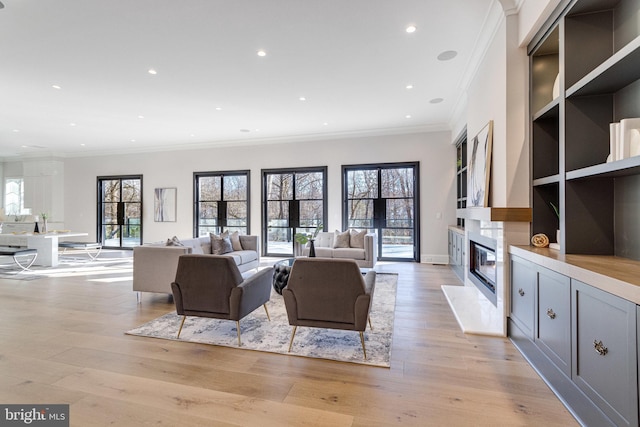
[{"left": 456, "top": 207, "right": 532, "bottom": 222}]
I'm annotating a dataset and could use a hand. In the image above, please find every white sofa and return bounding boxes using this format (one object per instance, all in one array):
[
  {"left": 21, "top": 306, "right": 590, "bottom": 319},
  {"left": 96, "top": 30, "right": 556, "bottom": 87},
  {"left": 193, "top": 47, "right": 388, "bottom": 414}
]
[
  {"left": 133, "top": 235, "right": 259, "bottom": 295},
  {"left": 302, "top": 231, "right": 377, "bottom": 268}
]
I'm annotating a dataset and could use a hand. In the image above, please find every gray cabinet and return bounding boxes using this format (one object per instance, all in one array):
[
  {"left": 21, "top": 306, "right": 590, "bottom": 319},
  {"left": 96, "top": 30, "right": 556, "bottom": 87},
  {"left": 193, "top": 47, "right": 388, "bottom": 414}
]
[
  {"left": 455, "top": 232, "right": 463, "bottom": 266},
  {"left": 572, "top": 279, "right": 638, "bottom": 427},
  {"left": 537, "top": 267, "right": 571, "bottom": 376},
  {"left": 448, "top": 228, "right": 464, "bottom": 282},
  {"left": 510, "top": 256, "right": 535, "bottom": 339},
  {"left": 509, "top": 252, "right": 639, "bottom": 426}
]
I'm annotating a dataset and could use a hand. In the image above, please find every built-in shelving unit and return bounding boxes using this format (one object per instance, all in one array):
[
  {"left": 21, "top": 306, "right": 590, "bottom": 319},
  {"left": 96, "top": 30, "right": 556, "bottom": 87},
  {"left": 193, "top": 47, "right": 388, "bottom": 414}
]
[
  {"left": 516, "top": 1, "right": 640, "bottom": 425},
  {"left": 530, "top": 0, "right": 640, "bottom": 261},
  {"left": 455, "top": 132, "right": 467, "bottom": 227}
]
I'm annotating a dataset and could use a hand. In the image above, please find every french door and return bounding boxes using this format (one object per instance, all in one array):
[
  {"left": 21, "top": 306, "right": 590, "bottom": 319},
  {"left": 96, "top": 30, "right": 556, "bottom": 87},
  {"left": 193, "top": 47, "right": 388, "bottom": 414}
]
[
  {"left": 194, "top": 171, "right": 250, "bottom": 237},
  {"left": 343, "top": 163, "right": 419, "bottom": 262},
  {"left": 97, "top": 176, "right": 142, "bottom": 249},
  {"left": 262, "top": 167, "right": 327, "bottom": 256}
]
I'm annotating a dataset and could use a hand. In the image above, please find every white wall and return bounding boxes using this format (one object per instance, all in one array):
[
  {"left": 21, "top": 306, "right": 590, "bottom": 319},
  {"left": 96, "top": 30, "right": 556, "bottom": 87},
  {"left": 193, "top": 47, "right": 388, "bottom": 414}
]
[
  {"left": 465, "top": 13, "right": 529, "bottom": 209},
  {"left": 468, "top": 17, "right": 508, "bottom": 207},
  {"left": 518, "top": 0, "right": 563, "bottom": 46},
  {"left": 62, "top": 131, "right": 456, "bottom": 262}
]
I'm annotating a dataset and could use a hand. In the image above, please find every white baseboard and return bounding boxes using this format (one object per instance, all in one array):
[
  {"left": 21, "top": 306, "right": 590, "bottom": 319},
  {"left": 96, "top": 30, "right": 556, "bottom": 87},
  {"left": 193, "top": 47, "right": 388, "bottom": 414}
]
[{"left": 420, "top": 254, "right": 449, "bottom": 264}]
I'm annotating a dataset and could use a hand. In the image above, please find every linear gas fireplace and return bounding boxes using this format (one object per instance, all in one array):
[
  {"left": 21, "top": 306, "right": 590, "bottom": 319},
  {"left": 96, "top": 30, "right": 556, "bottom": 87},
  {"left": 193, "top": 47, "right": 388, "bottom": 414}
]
[{"left": 468, "top": 233, "right": 497, "bottom": 306}]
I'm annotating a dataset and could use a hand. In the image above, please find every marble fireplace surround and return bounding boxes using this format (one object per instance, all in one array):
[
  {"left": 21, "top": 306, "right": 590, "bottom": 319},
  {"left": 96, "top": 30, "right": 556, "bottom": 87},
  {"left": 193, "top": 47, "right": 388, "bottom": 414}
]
[{"left": 442, "top": 210, "right": 531, "bottom": 337}]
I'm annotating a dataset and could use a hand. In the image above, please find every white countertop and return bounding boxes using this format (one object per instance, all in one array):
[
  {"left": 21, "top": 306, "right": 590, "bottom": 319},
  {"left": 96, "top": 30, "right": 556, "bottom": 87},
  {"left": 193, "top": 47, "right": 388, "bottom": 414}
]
[{"left": 509, "top": 245, "right": 640, "bottom": 305}]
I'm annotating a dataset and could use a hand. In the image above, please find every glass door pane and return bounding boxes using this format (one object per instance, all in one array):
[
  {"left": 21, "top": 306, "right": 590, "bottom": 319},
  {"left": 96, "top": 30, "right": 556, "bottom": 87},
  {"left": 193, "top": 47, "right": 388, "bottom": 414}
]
[
  {"left": 195, "top": 172, "right": 249, "bottom": 237},
  {"left": 98, "top": 176, "right": 142, "bottom": 249},
  {"left": 344, "top": 163, "right": 418, "bottom": 261},
  {"left": 263, "top": 168, "right": 327, "bottom": 256},
  {"left": 122, "top": 179, "right": 141, "bottom": 248}
]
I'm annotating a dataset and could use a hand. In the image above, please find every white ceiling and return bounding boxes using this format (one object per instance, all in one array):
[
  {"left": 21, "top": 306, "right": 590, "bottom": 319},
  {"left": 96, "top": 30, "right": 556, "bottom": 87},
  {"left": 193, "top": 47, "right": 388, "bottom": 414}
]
[{"left": 0, "top": 0, "right": 496, "bottom": 158}]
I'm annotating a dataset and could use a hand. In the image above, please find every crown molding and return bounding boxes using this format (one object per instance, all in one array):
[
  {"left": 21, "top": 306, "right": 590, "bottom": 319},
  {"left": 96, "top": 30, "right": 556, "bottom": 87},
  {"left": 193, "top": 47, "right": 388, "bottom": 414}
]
[{"left": 7, "top": 123, "right": 449, "bottom": 160}]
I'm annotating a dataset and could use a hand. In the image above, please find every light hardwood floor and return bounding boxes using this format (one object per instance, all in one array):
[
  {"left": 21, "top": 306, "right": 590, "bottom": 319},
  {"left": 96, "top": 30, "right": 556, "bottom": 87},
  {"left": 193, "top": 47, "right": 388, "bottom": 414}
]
[{"left": 0, "top": 254, "right": 578, "bottom": 426}]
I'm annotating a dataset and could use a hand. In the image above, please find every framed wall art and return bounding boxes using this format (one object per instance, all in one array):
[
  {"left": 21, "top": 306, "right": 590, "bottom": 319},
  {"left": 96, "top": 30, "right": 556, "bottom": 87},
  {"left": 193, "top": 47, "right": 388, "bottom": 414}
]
[
  {"left": 154, "top": 187, "right": 177, "bottom": 222},
  {"left": 468, "top": 120, "right": 493, "bottom": 207}
]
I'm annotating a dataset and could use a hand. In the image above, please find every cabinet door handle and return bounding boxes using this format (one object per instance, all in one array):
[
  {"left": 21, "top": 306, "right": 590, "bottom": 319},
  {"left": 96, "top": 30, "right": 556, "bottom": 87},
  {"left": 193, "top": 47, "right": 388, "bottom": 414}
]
[
  {"left": 518, "top": 288, "right": 525, "bottom": 297},
  {"left": 546, "top": 308, "right": 556, "bottom": 319},
  {"left": 593, "top": 340, "right": 608, "bottom": 356}
]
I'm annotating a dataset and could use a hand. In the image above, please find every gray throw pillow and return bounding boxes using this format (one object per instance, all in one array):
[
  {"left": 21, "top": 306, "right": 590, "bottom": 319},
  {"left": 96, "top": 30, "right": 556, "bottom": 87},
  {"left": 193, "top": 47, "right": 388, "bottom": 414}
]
[
  {"left": 165, "top": 236, "right": 183, "bottom": 246},
  {"left": 333, "top": 230, "right": 350, "bottom": 248},
  {"left": 349, "top": 229, "right": 366, "bottom": 249},
  {"left": 210, "top": 231, "right": 233, "bottom": 255},
  {"left": 230, "top": 231, "right": 243, "bottom": 251}
]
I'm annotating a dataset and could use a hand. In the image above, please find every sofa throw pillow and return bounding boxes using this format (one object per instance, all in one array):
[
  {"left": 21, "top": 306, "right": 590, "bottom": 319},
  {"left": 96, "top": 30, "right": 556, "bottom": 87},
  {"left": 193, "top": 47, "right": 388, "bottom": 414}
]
[
  {"left": 210, "top": 231, "right": 233, "bottom": 255},
  {"left": 349, "top": 229, "right": 366, "bottom": 249},
  {"left": 230, "top": 231, "right": 243, "bottom": 251},
  {"left": 333, "top": 229, "right": 350, "bottom": 248},
  {"left": 165, "top": 236, "right": 183, "bottom": 246}
]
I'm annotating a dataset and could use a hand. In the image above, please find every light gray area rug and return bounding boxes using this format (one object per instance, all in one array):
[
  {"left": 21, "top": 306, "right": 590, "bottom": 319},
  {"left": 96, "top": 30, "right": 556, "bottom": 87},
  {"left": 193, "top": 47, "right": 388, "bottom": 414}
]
[
  {"left": 0, "top": 252, "right": 132, "bottom": 280},
  {"left": 126, "top": 273, "right": 398, "bottom": 367}
]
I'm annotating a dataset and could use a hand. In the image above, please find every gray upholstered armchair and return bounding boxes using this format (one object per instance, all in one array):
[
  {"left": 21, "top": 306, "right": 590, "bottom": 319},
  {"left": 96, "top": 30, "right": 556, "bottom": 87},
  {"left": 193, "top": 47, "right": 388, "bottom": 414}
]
[
  {"left": 283, "top": 258, "right": 376, "bottom": 359},
  {"left": 171, "top": 254, "right": 274, "bottom": 346}
]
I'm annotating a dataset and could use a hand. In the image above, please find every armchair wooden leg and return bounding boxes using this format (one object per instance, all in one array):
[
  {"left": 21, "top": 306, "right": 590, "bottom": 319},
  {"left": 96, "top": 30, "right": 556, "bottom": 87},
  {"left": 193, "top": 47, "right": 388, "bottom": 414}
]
[
  {"left": 264, "top": 304, "right": 271, "bottom": 321},
  {"left": 236, "top": 321, "right": 242, "bottom": 347},
  {"left": 177, "top": 316, "right": 186, "bottom": 338},
  {"left": 288, "top": 326, "right": 298, "bottom": 352},
  {"left": 368, "top": 316, "right": 373, "bottom": 330},
  {"left": 359, "top": 331, "right": 367, "bottom": 360}
]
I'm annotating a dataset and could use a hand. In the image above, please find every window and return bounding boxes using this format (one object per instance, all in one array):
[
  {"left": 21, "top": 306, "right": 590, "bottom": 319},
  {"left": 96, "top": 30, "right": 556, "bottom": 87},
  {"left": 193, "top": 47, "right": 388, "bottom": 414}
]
[
  {"left": 194, "top": 171, "right": 250, "bottom": 236},
  {"left": 97, "top": 176, "right": 143, "bottom": 249},
  {"left": 4, "top": 178, "right": 26, "bottom": 216},
  {"left": 262, "top": 167, "right": 327, "bottom": 256},
  {"left": 343, "top": 162, "right": 419, "bottom": 261}
]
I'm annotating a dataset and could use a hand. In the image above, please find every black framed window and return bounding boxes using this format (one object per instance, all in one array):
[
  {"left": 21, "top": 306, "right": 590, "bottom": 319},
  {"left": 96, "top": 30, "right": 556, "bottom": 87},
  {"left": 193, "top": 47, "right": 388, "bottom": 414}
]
[
  {"left": 262, "top": 167, "right": 327, "bottom": 256},
  {"left": 194, "top": 170, "right": 250, "bottom": 237},
  {"left": 342, "top": 162, "right": 419, "bottom": 262}
]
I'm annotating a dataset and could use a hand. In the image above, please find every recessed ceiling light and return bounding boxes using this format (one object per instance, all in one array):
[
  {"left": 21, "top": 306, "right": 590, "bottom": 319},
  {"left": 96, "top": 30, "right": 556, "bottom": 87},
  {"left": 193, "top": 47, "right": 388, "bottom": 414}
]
[
  {"left": 299, "top": 97, "right": 306, "bottom": 101},
  {"left": 406, "top": 84, "right": 414, "bottom": 90},
  {"left": 215, "top": 107, "right": 222, "bottom": 111},
  {"left": 405, "top": 115, "right": 412, "bottom": 119},
  {"left": 148, "top": 69, "right": 157, "bottom": 75},
  {"left": 138, "top": 115, "right": 144, "bottom": 119},
  {"left": 257, "top": 50, "right": 267, "bottom": 57},
  {"left": 405, "top": 25, "right": 417, "bottom": 33},
  {"left": 12, "top": 129, "right": 19, "bottom": 132},
  {"left": 437, "top": 50, "right": 458, "bottom": 61},
  {"left": 130, "top": 139, "right": 136, "bottom": 142},
  {"left": 190, "top": 133, "right": 195, "bottom": 137},
  {"left": 80, "top": 143, "right": 86, "bottom": 146},
  {"left": 21, "top": 145, "right": 28, "bottom": 148},
  {"left": 323, "top": 122, "right": 329, "bottom": 126},
  {"left": 69, "top": 123, "right": 76, "bottom": 126},
  {"left": 430, "top": 98, "right": 444, "bottom": 104},
  {"left": 254, "top": 128, "right": 260, "bottom": 132},
  {"left": 52, "top": 85, "right": 61, "bottom": 90}
]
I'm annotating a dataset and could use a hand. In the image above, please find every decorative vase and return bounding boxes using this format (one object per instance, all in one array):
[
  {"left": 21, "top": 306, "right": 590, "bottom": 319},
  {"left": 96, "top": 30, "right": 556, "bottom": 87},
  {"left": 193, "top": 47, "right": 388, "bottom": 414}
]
[
  {"left": 609, "top": 122, "right": 620, "bottom": 162},
  {"left": 42, "top": 218, "right": 48, "bottom": 233},
  {"left": 308, "top": 239, "right": 316, "bottom": 257},
  {"left": 620, "top": 118, "right": 640, "bottom": 159},
  {"left": 34, "top": 221, "right": 39, "bottom": 233},
  {"left": 552, "top": 73, "right": 560, "bottom": 99},
  {"left": 556, "top": 229, "right": 561, "bottom": 244}
]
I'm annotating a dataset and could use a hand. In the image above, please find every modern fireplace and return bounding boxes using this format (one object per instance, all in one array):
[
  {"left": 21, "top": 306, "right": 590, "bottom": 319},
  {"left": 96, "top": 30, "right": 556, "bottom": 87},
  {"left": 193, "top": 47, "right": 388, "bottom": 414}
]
[{"left": 468, "top": 233, "right": 497, "bottom": 306}]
